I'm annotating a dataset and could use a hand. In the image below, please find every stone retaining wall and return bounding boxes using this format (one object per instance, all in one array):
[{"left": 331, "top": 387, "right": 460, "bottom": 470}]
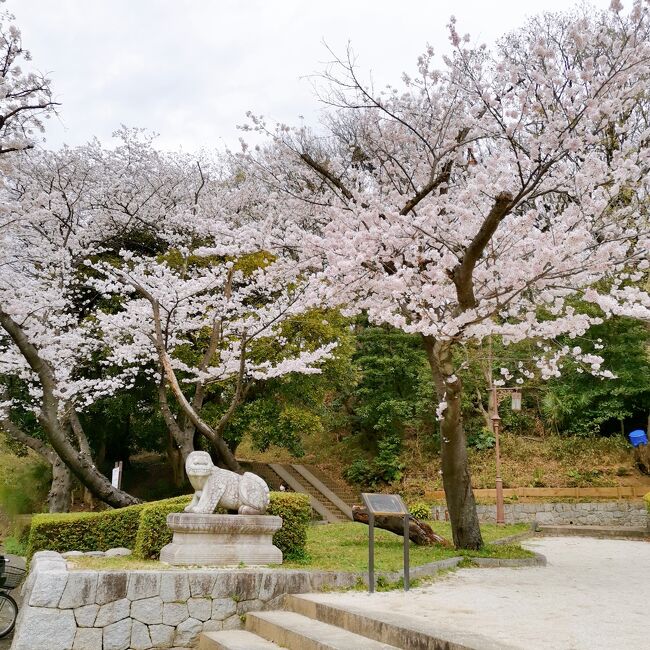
[
  {"left": 433, "top": 500, "right": 648, "bottom": 527},
  {"left": 11, "top": 552, "right": 360, "bottom": 650}
]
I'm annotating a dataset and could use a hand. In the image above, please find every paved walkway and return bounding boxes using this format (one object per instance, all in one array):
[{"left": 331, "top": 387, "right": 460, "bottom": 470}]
[{"left": 306, "top": 536, "right": 650, "bottom": 650}]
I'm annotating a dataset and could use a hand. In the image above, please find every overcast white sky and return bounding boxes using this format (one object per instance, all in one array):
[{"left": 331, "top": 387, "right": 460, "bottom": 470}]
[{"left": 9, "top": 0, "right": 614, "bottom": 152}]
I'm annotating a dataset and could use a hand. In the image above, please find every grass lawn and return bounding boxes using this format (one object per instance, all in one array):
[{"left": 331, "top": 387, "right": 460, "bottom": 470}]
[
  {"left": 70, "top": 521, "right": 532, "bottom": 573},
  {"left": 282, "top": 522, "right": 532, "bottom": 571}
]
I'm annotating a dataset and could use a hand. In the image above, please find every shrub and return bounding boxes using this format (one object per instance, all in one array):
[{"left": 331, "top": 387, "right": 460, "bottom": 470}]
[
  {"left": 408, "top": 502, "right": 431, "bottom": 520},
  {"left": 468, "top": 428, "right": 496, "bottom": 451},
  {"left": 133, "top": 495, "right": 192, "bottom": 560},
  {"left": 344, "top": 436, "right": 405, "bottom": 488},
  {"left": 26, "top": 503, "right": 146, "bottom": 559},
  {"left": 645, "top": 492, "right": 650, "bottom": 513},
  {"left": 268, "top": 492, "right": 310, "bottom": 560},
  {"left": 25, "top": 491, "right": 312, "bottom": 563}
]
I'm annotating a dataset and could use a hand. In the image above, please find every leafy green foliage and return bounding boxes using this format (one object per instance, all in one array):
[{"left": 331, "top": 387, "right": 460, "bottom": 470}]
[
  {"left": 223, "top": 309, "right": 357, "bottom": 456},
  {"left": 408, "top": 502, "right": 431, "bottom": 519},
  {"left": 352, "top": 325, "right": 434, "bottom": 437},
  {"left": 468, "top": 428, "right": 496, "bottom": 451},
  {"left": 344, "top": 434, "right": 405, "bottom": 487},
  {"left": 133, "top": 495, "right": 192, "bottom": 559},
  {"left": 26, "top": 503, "right": 147, "bottom": 558},
  {"left": 343, "top": 324, "right": 434, "bottom": 487},
  {"left": 25, "top": 492, "right": 312, "bottom": 562},
  {"left": 544, "top": 317, "right": 650, "bottom": 436},
  {"left": 0, "top": 461, "right": 51, "bottom": 516},
  {"left": 267, "top": 491, "right": 311, "bottom": 560}
]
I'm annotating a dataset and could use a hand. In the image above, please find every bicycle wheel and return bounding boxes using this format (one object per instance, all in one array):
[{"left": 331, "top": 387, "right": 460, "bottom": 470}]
[{"left": 0, "top": 592, "right": 17, "bottom": 638}]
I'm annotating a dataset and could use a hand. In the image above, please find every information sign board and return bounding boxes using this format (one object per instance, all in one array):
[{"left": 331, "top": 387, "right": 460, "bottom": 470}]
[
  {"left": 362, "top": 493, "right": 409, "bottom": 516},
  {"left": 361, "top": 493, "right": 410, "bottom": 593}
]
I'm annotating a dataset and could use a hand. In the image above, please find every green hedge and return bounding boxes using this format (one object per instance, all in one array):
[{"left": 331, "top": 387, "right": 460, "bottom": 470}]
[
  {"left": 27, "top": 491, "right": 312, "bottom": 562},
  {"left": 26, "top": 503, "right": 145, "bottom": 559},
  {"left": 133, "top": 495, "right": 192, "bottom": 559},
  {"left": 268, "top": 491, "right": 310, "bottom": 560}
]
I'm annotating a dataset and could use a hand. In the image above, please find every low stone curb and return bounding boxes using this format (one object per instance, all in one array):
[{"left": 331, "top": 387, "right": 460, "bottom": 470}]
[
  {"left": 535, "top": 525, "right": 649, "bottom": 540},
  {"left": 472, "top": 551, "right": 547, "bottom": 567},
  {"left": 489, "top": 522, "right": 538, "bottom": 546}
]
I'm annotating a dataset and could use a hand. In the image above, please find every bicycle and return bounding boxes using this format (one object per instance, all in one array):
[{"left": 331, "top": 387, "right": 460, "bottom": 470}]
[{"left": 0, "top": 555, "right": 25, "bottom": 638}]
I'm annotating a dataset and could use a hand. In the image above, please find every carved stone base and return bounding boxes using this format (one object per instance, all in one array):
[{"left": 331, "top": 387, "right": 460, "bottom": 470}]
[{"left": 159, "top": 513, "right": 283, "bottom": 566}]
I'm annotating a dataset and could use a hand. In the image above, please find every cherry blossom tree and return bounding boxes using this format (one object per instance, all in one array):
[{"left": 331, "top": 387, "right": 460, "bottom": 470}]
[
  {"left": 1, "top": 125, "right": 335, "bottom": 506},
  {"left": 88, "top": 174, "right": 335, "bottom": 479},
  {"left": 0, "top": 137, "right": 164, "bottom": 508},
  {"left": 240, "top": 1, "right": 650, "bottom": 548},
  {"left": 0, "top": 4, "right": 56, "bottom": 162}
]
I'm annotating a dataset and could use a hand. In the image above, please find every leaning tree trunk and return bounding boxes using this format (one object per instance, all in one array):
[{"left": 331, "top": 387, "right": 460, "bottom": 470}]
[
  {"left": 0, "top": 307, "right": 140, "bottom": 509},
  {"left": 48, "top": 455, "right": 72, "bottom": 513},
  {"left": 351, "top": 506, "right": 452, "bottom": 546},
  {"left": 211, "top": 436, "right": 241, "bottom": 473},
  {"left": 165, "top": 428, "right": 192, "bottom": 488},
  {"left": 423, "top": 336, "right": 483, "bottom": 550}
]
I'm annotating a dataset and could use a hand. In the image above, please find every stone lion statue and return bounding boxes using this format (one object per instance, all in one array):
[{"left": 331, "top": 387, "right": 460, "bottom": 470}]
[{"left": 184, "top": 451, "right": 270, "bottom": 515}]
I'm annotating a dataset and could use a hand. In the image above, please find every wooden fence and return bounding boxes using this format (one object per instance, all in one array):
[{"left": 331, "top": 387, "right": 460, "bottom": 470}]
[{"left": 424, "top": 485, "right": 649, "bottom": 501}]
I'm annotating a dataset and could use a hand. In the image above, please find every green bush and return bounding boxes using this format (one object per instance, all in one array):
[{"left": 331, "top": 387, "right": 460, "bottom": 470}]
[
  {"left": 268, "top": 491, "right": 311, "bottom": 560},
  {"left": 644, "top": 492, "right": 650, "bottom": 513},
  {"left": 25, "top": 491, "right": 312, "bottom": 563},
  {"left": 26, "top": 503, "right": 146, "bottom": 559},
  {"left": 133, "top": 495, "right": 192, "bottom": 560},
  {"left": 408, "top": 502, "right": 431, "bottom": 520}
]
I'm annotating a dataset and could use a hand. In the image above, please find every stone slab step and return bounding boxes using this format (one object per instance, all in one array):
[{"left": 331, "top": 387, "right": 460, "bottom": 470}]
[
  {"left": 537, "top": 525, "right": 649, "bottom": 539},
  {"left": 199, "top": 629, "right": 284, "bottom": 650},
  {"left": 247, "top": 610, "right": 400, "bottom": 649},
  {"left": 285, "top": 594, "right": 513, "bottom": 650}
]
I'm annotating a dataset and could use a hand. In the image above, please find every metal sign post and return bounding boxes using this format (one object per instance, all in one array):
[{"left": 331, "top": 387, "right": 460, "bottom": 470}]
[{"left": 361, "top": 493, "right": 410, "bottom": 593}]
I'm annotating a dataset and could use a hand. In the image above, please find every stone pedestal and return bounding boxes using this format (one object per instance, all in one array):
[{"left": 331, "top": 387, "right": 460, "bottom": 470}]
[{"left": 159, "top": 513, "right": 283, "bottom": 566}]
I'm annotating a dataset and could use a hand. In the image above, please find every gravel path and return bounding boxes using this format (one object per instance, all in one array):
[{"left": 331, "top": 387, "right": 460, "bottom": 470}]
[{"left": 307, "top": 536, "right": 650, "bottom": 650}]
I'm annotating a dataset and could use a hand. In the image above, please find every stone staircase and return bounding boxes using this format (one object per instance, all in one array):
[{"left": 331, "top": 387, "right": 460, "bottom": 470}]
[
  {"left": 199, "top": 592, "right": 471, "bottom": 649},
  {"left": 198, "top": 595, "right": 400, "bottom": 649},
  {"left": 241, "top": 461, "right": 361, "bottom": 523}
]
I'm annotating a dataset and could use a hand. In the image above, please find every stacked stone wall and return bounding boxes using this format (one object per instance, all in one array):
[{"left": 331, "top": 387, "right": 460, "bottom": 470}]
[
  {"left": 430, "top": 500, "right": 648, "bottom": 527},
  {"left": 11, "top": 552, "right": 359, "bottom": 649}
]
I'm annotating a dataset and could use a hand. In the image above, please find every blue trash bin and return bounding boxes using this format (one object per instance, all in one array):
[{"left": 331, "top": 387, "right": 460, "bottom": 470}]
[{"left": 629, "top": 429, "right": 648, "bottom": 447}]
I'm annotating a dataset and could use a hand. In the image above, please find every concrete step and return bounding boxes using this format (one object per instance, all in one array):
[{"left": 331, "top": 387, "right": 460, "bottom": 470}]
[
  {"left": 199, "top": 629, "right": 284, "bottom": 650},
  {"left": 247, "top": 610, "right": 400, "bottom": 649}
]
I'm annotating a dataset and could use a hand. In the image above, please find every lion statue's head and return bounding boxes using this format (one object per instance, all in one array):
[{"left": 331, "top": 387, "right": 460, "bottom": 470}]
[{"left": 185, "top": 451, "right": 213, "bottom": 491}]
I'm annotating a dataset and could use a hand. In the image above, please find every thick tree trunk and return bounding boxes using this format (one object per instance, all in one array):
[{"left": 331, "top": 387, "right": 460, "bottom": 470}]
[
  {"left": 423, "top": 336, "right": 483, "bottom": 550},
  {"left": 42, "top": 422, "right": 140, "bottom": 508},
  {"left": 352, "top": 506, "right": 452, "bottom": 546},
  {"left": 48, "top": 456, "right": 72, "bottom": 513},
  {"left": 211, "top": 436, "right": 241, "bottom": 473},
  {"left": 165, "top": 427, "right": 193, "bottom": 488}
]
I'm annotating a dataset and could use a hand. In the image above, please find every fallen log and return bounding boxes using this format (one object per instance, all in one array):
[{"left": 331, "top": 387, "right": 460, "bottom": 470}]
[{"left": 352, "top": 505, "right": 452, "bottom": 547}]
